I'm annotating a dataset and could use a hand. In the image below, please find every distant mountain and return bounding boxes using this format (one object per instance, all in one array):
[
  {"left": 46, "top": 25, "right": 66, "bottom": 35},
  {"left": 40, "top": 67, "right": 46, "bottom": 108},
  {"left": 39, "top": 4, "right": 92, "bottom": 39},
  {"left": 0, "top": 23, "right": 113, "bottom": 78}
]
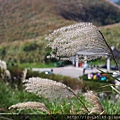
[
  {"left": 0, "top": 0, "right": 120, "bottom": 42},
  {"left": 115, "top": 0, "right": 120, "bottom": 5},
  {"left": 110, "top": 0, "right": 120, "bottom": 5},
  {"left": 110, "top": 0, "right": 118, "bottom": 2}
]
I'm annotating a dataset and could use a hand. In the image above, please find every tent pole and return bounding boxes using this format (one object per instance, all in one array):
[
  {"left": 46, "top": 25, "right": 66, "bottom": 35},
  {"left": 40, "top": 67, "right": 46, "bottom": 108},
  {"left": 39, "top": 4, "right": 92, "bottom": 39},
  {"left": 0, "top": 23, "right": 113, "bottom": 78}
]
[
  {"left": 107, "top": 57, "right": 110, "bottom": 71},
  {"left": 76, "top": 54, "right": 79, "bottom": 68}
]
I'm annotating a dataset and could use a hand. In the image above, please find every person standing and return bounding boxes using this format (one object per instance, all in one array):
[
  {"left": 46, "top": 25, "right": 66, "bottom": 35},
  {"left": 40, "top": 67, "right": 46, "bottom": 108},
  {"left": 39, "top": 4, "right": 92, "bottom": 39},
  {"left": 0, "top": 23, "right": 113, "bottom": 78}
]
[{"left": 83, "top": 61, "right": 88, "bottom": 75}]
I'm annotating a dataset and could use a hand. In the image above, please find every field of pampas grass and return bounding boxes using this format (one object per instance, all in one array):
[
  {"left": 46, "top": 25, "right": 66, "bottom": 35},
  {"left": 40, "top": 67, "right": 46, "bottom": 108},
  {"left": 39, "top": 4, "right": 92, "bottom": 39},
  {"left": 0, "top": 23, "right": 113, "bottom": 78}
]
[
  {"left": 1, "top": 76, "right": 119, "bottom": 113},
  {"left": 0, "top": 75, "right": 120, "bottom": 120},
  {"left": 0, "top": 22, "right": 120, "bottom": 119}
]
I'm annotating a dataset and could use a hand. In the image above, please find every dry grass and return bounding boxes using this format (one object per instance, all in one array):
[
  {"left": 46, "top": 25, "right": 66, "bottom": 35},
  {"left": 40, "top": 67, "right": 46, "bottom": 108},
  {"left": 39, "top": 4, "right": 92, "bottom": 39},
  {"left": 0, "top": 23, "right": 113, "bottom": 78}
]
[
  {"left": 9, "top": 101, "right": 50, "bottom": 114},
  {"left": 46, "top": 22, "right": 115, "bottom": 61},
  {"left": 0, "top": 0, "right": 120, "bottom": 63},
  {"left": 83, "top": 91, "right": 105, "bottom": 114},
  {"left": 23, "top": 77, "right": 74, "bottom": 100},
  {"left": 0, "top": 0, "right": 120, "bottom": 43},
  {"left": 8, "top": 78, "right": 107, "bottom": 115}
]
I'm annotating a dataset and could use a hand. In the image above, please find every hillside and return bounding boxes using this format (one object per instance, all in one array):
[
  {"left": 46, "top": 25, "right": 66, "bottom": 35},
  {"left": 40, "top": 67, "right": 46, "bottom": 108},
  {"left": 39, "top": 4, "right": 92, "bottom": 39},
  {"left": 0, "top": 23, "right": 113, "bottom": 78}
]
[
  {"left": 0, "top": 0, "right": 120, "bottom": 43},
  {"left": 0, "top": 0, "right": 73, "bottom": 43},
  {"left": 100, "top": 23, "right": 120, "bottom": 49},
  {"left": 55, "top": 0, "right": 120, "bottom": 25},
  {"left": 0, "top": 22, "right": 119, "bottom": 65}
]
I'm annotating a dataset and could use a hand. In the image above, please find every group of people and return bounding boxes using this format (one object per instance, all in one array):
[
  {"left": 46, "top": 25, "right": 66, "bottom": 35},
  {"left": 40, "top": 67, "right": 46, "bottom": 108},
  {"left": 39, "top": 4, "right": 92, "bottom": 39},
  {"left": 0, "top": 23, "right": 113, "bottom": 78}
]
[{"left": 87, "top": 72, "right": 107, "bottom": 81}]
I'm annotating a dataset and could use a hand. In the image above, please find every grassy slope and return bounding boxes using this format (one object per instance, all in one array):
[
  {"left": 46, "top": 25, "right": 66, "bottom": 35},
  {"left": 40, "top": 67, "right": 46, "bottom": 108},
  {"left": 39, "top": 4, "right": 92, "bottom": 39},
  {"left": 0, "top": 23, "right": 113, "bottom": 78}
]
[
  {"left": 0, "top": 0, "right": 120, "bottom": 65},
  {"left": 56, "top": 0, "right": 120, "bottom": 25},
  {"left": 0, "top": 0, "right": 74, "bottom": 42},
  {"left": 0, "top": 23, "right": 119, "bottom": 66},
  {"left": 0, "top": 0, "right": 120, "bottom": 42},
  {"left": 100, "top": 23, "right": 120, "bottom": 50}
]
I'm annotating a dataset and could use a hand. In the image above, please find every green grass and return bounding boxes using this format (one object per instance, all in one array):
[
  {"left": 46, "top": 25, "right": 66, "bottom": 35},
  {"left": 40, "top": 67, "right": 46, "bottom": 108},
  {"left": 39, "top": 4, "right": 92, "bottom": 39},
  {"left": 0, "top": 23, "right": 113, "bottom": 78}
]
[
  {"left": 0, "top": 81, "right": 41, "bottom": 110},
  {"left": 0, "top": 80, "right": 120, "bottom": 120},
  {"left": 0, "top": 78, "right": 120, "bottom": 115},
  {"left": 0, "top": 22, "right": 120, "bottom": 66},
  {"left": 0, "top": 81, "right": 85, "bottom": 114},
  {"left": 0, "top": 0, "right": 120, "bottom": 65},
  {"left": 18, "top": 62, "right": 54, "bottom": 69},
  {"left": 88, "top": 57, "right": 120, "bottom": 67},
  {"left": 82, "top": 80, "right": 113, "bottom": 93},
  {"left": 100, "top": 23, "right": 120, "bottom": 50},
  {"left": 101, "top": 100, "right": 120, "bottom": 114}
]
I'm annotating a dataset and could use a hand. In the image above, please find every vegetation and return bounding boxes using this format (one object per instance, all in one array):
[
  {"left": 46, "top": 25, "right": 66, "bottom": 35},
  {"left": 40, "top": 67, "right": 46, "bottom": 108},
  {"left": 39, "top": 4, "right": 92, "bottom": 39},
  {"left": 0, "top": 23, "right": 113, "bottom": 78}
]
[
  {"left": 57, "top": 0, "right": 120, "bottom": 25},
  {"left": 100, "top": 23, "right": 120, "bottom": 50},
  {"left": 0, "top": 0, "right": 120, "bottom": 118},
  {"left": 0, "top": 23, "right": 119, "bottom": 65},
  {"left": 0, "top": 0, "right": 120, "bottom": 64},
  {"left": 0, "top": 81, "right": 40, "bottom": 110},
  {"left": 0, "top": 0, "right": 73, "bottom": 42},
  {"left": 0, "top": 76, "right": 120, "bottom": 116},
  {"left": 0, "top": 37, "right": 47, "bottom": 64},
  {"left": 0, "top": 0, "right": 120, "bottom": 42},
  {"left": 0, "top": 65, "right": 119, "bottom": 120},
  {"left": 81, "top": 75, "right": 114, "bottom": 93}
]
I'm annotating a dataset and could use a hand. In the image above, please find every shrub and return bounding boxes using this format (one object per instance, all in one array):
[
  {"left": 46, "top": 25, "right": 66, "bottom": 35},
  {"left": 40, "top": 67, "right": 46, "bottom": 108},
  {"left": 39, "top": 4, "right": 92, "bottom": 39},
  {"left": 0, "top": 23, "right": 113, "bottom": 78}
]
[
  {"left": 7, "top": 66, "right": 24, "bottom": 89},
  {"left": 26, "top": 70, "right": 41, "bottom": 78},
  {"left": 23, "top": 42, "right": 39, "bottom": 52},
  {"left": 26, "top": 70, "right": 82, "bottom": 90},
  {"left": 39, "top": 72, "right": 82, "bottom": 90}
]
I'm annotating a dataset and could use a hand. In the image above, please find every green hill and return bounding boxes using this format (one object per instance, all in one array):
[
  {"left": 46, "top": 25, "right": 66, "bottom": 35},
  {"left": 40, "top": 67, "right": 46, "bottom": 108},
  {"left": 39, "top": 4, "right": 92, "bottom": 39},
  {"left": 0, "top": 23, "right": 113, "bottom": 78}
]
[
  {"left": 100, "top": 23, "right": 120, "bottom": 49},
  {"left": 0, "top": 23, "right": 119, "bottom": 66}
]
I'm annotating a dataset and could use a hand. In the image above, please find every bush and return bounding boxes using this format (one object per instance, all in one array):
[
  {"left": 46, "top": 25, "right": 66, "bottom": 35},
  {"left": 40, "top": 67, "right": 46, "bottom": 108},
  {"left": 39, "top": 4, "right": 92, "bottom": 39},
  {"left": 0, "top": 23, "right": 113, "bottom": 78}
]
[
  {"left": 81, "top": 73, "right": 114, "bottom": 84},
  {"left": 40, "top": 72, "right": 83, "bottom": 89},
  {"left": 26, "top": 70, "right": 82, "bottom": 90},
  {"left": 23, "top": 42, "right": 39, "bottom": 52},
  {"left": 81, "top": 73, "right": 114, "bottom": 93},
  {"left": 26, "top": 70, "right": 41, "bottom": 78}
]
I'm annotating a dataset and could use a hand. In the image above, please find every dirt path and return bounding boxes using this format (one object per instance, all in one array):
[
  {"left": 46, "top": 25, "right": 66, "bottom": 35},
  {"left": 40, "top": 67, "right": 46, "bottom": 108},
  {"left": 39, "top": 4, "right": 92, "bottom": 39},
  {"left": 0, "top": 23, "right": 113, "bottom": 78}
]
[{"left": 32, "top": 66, "right": 99, "bottom": 78}]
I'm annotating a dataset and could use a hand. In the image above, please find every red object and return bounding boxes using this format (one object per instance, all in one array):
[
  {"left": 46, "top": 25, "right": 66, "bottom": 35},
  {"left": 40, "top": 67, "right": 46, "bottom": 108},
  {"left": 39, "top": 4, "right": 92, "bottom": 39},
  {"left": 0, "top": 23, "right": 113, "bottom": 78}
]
[{"left": 79, "top": 62, "right": 82, "bottom": 67}]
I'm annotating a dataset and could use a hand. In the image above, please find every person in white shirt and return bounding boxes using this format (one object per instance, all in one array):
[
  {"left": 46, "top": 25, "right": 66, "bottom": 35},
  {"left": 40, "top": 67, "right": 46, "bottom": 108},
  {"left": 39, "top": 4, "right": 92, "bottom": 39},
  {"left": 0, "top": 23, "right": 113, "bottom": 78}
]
[{"left": 83, "top": 61, "right": 88, "bottom": 75}]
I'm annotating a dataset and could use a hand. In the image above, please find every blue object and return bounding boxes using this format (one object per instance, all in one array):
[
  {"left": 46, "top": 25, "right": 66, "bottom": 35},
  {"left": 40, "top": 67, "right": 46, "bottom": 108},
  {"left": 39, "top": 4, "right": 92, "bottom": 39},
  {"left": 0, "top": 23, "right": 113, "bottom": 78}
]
[
  {"left": 44, "top": 71, "right": 52, "bottom": 75},
  {"left": 100, "top": 76, "right": 106, "bottom": 81}
]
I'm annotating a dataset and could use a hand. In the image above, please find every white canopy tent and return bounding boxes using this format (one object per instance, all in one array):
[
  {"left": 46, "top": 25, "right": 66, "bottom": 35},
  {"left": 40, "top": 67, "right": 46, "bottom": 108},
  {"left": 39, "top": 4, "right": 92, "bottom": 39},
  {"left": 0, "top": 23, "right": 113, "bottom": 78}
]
[
  {"left": 76, "top": 51, "right": 111, "bottom": 70},
  {"left": 46, "top": 22, "right": 118, "bottom": 71}
]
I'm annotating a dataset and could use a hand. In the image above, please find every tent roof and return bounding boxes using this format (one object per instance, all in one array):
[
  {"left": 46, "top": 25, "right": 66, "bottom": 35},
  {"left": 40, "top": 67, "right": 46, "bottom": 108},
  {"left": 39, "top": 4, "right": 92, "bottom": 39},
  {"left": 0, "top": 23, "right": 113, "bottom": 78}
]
[{"left": 76, "top": 51, "right": 109, "bottom": 56}]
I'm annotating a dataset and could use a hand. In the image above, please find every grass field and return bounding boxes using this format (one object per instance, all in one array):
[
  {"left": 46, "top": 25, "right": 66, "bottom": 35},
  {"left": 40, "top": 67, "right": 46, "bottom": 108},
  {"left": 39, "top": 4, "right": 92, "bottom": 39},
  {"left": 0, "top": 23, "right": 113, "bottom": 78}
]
[{"left": 0, "top": 75, "right": 120, "bottom": 115}]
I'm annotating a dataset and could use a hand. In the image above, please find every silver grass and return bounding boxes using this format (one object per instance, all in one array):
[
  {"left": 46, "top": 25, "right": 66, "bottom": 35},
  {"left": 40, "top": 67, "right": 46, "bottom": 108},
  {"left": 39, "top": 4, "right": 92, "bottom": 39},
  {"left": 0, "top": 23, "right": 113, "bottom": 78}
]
[
  {"left": 111, "top": 85, "right": 120, "bottom": 95},
  {"left": 23, "top": 77, "right": 89, "bottom": 112},
  {"left": 83, "top": 91, "right": 105, "bottom": 114},
  {"left": 9, "top": 101, "right": 50, "bottom": 114},
  {"left": 23, "top": 77, "right": 74, "bottom": 100},
  {"left": 46, "top": 22, "right": 118, "bottom": 66}
]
